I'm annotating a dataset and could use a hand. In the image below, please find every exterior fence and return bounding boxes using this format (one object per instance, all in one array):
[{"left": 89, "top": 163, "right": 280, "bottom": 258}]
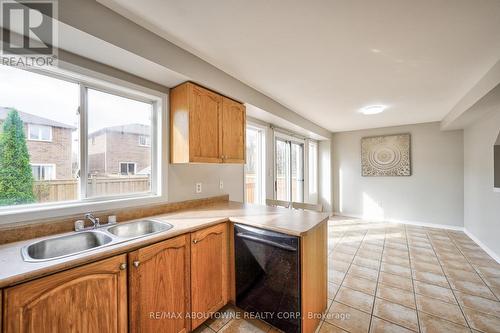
[{"left": 33, "top": 176, "right": 150, "bottom": 202}]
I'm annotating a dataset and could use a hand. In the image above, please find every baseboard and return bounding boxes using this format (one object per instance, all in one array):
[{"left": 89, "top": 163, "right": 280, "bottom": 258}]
[
  {"left": 332, "top": 212, "right": 464, "bottom": 231},
  {"left": 332, "top": 212, "right": 500, "bottom": 264},
  {"left": 463, "top": 228, "right": 500, "bottom": 264}
]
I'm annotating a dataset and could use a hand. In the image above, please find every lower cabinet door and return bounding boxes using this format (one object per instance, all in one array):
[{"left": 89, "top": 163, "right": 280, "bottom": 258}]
[
  {"left": 128, "top": 235, "right": 191, "bottom": 333},
  {"left": 191, "top": 223, "right": 228, "bottom": 329},
  {"left": 4, "top": 254, "right": 128, "bottom": 333}
]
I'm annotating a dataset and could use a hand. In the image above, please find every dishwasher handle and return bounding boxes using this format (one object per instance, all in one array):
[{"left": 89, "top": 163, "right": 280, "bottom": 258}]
[{"left": 236, "top": 233, "right": 297, "bottom": 251}]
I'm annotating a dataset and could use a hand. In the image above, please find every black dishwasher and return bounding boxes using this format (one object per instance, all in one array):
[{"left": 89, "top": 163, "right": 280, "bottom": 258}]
[{"left": 234, "top": 224, "right": 301, "bottom": 333}]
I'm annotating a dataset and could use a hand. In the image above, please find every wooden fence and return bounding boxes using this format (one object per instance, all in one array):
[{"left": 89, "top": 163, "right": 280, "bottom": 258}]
[{"left": 33, "top": 176, "right": 150, "bottom": 202}]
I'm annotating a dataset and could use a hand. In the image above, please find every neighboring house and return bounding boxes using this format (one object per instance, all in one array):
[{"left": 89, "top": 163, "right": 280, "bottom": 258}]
[
  {"left": 88, "top": 124, "right": 151, "bottom": 176},
  {"left": 0, "top": 107, "right": 75, "bottom": 180}
]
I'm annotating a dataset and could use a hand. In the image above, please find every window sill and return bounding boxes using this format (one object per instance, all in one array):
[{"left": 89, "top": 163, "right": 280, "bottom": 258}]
[
  {"left": 0, "top": 194, "right": 168, "bottom": 225},
  {"left": 494, "top": 187, "right": 500, "bottom": 193}
]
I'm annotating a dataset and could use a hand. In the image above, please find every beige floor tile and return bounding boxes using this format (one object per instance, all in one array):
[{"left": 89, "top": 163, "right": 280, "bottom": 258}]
[
  {"left": 411, "top": 261, "right": 443, "bottom": 275},
  {"left": 218, "top": 317, "right": 270, "bottom": 333},
  {"left": 336, "top": 244, "right": 359, "bottom": 255},
  {"left": 454, "top": 290, "right": 500, "bottom": 318},
  {"left": 377, "top": 283, "right": 416, "bottom": 309},
  {"left": 335, "top": 286, "right": 375, "bottom": 314},
  {"left": 378, "top": 271, "right": 414, "bottom": 292},
  {"left": 325, "top": 301, "right": 371, "bottom": 333},
  {"left": 328, "top": 282, "right": 340, "bottom": 300},
  {"left": 381, "top": 262, "right": 412, "bottom": 278},
  {"left": 353, "top": 256, "right": 381, "bottom": 270},
  {"left": 329, "top": 259, "right": 351, "bottom": 273},
  {"left": 205, "top": 305, "right": 240, "bottom": 331},
  {"left": 449, "top": 279, "right": 497, "bottom": 300},
  {"left": 413, "top": 280, "right": 457, "bottom": 304},
  {"left": 412, "top": 270, "right": 449, "bottom": 288},
  {"left": 382, "top": 255, "right": 411, "bottom": 268},
  {"left": 462, "top": 306, "right": 500, "bottom": 333},
  {"left": 342, "top": 273, "right": 377, "bottom": 295},
  {"left": 349, "top": 264, "right": 379, "bottom": 280},
  {"left": 383, "top": 249, "right": 409, "bottom": 260},
  {"left": 475, "top": 265, "right": 500, "bottom": 278},
  {"left": 417, "top": 312, "right": 470, "bottom": 333},
  {"left": 373, "top": 298, "right": 419, "bottom": 332},
  {"left": 331, "top": 252, "right": 355, "bottom": 263},
  {"left": 329, "top": 268, "right": 346, "bottom": 284},
  {"left": 369, "top": 317, "right": 416, "bottom": 333},
  {"left": 446, "top": 269, "right": 484, "bottom": 283},
  {"left": 319, "top": 321, "right": 349, "bottom": 333},
  {"left": 410, "top": 254, "right": 440, "bottom": 266},
  {"left": 415, "top": 294, "right": 467, "bottom": 326},
  {"left": 440, "top": 260, "right": 475, "bottom": 272}
]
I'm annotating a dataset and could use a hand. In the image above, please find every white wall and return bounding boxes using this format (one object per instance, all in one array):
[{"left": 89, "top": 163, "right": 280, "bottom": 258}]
[
  {"left": 319, "top": 140, "right": 333, "bottom": 213},
  {"left": 169, "top": 164, "right": 243, "bottom": 202},
  {"left": 332, "top": 122, "right": 464, "bottom": 227},
  {"left": 464, "top": 108, "right": 500, "bottom": 260}
]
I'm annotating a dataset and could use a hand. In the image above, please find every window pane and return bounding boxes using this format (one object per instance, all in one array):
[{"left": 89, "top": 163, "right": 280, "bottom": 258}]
[
  {"left": 275, "top": 139, "right": 289, "bottom": 201},
  {"left": 40, "top": 125, "right": 51, "bottom": 141},
  {"left": 308, "top": 141, "right": 318, "bottom": 200},
  {"left": 0, "top": 65, "right": 79, "bottom": 206},
  {"left": 245, "top": 127, "right": 261, "bottom": 204},
  {"left": 291, "top": 142, "right": 304, "bottom": 202},
  {"left": 87, "top": 89, "right": 152, "bottom": 197}
]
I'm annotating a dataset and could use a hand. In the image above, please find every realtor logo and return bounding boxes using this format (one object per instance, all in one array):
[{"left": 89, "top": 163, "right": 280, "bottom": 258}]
[{"left": 1, "top": 0, "right": 57, "bottom": 66}]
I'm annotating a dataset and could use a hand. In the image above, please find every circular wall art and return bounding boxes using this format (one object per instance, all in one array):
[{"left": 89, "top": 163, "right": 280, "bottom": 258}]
[{"left": 361, "top": 134, "right": 411, "bottom": 176}]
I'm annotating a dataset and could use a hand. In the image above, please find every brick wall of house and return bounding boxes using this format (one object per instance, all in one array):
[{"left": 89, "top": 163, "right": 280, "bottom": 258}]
[
  {"left": 88, "top": 132, "right": 107, "bottom": 175},
  {"left": 105, "top": 131, "right": 151, "bottom": 175},
  {"left": 26, "top": 125, "right": 73, "bottom": 179}
]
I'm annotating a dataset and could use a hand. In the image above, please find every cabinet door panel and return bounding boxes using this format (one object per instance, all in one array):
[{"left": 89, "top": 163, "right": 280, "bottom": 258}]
[
  {"left": 191, "top": 223, "right": 228, "bottom": 329},
  {"left": 189, "top": 85, "right": 222, "bottom": 163},
  {"left": 222, "top": 98, "right": 246, "bottom": 163},
  {"left": 4, "top": 255, "right": 127, "bottom": 333},
  {"left": 129, "top": 235, "right": 190, "bottom": 333}
]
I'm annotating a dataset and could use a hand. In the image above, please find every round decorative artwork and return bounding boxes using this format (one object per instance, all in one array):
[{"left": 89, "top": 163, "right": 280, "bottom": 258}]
[{"left": 361, "top": 134, "right": 411, "bottom": 176}]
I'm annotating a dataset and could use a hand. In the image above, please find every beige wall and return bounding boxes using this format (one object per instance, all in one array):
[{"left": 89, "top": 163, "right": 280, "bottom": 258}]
[
  {"left": 332, "top": 122, "right": 464, "bottom": 227},
  {"left": 464, "top": 108, "right": 500, "bottom": 260}
]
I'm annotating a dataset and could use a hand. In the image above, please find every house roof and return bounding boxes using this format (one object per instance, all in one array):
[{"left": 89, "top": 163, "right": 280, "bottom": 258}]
[
  {"left": 89, "top": 123, "right": 150, "bottom": 137},
  {"left": 0, "top": 107, "right": 76, "bottom": 129}
]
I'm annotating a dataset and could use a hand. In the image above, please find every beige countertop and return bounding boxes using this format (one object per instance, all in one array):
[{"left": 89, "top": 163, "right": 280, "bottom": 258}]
[{"left": 0, "top": 201, "right": 329, "bottom": 288}]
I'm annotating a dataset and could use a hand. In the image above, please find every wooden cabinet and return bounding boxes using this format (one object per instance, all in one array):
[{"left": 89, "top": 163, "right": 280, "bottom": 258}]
[
  {"left": 221, "top": 97, "right": 246, "bottom": 163},
  {"left": 128, "top": 235, "right": 191, "bottom": 333},
  {"left": 3, "top": 255, "right": 127, "bottom": 333},
  {"left": 170, "top": 82, "right": 245, "bottom": 164},
  {"left": 190, "top": 223, "right": 228, "bottom": 329}
]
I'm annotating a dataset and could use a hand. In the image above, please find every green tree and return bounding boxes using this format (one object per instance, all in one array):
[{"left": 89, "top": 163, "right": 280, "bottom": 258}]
[{"left": 0, "top": 109, "right": 35, "bottom": 205}]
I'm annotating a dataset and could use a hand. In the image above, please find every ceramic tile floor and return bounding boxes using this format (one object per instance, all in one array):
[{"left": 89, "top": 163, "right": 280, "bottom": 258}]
[{"left": 194, "top": 217, "right": 500, "bottom": 333}]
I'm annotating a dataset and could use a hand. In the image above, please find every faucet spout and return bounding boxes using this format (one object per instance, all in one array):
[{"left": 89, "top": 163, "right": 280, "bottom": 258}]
[{"left": 84, "top": 213, "right": 100, "bottom": 228}]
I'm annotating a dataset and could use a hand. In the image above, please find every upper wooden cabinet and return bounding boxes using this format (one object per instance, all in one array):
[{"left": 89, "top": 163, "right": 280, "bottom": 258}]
[
  {"left": 3, "top": 255, "right": 128, "bottom": 333},
  {"left": 190, "top": 223, "right": 228, "bottom": 329},
  {"left": 170, "top": 82, "right": 245, "bottom": 164},
  {"left": 128, "top": 234, "right": 191, "bottom": 333}
]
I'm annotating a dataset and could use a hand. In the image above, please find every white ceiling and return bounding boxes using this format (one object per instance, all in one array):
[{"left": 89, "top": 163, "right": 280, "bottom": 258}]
[{"left": 98, "top": 0, "right": 500, "bottom": 132}]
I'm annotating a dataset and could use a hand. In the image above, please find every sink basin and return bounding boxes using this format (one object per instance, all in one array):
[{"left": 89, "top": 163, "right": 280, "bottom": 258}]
[
  {"left": 22, "top": 231, "right": 112, "bottom": 261},
  {"left": 106, "top": 219, "right": 172, "bottom": 238}
]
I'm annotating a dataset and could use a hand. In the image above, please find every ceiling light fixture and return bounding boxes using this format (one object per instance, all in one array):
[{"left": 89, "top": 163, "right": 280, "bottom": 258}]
[{"left": 359, "top": 105, "right": 386, "bottom": 115}]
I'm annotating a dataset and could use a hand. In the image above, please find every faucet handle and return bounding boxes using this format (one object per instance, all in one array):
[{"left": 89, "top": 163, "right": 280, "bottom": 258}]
[{"left": 74, "top": 220, "right": 85, "bottom": 231}]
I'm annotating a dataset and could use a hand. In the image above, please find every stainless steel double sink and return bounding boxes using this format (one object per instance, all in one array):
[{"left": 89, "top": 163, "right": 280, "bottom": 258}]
[{"left": 21, "top": 219, "right": 173, "bottom": 262}]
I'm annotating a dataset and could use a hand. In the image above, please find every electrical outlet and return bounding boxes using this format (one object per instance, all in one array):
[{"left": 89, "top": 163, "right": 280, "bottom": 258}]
[
  {"left": 219, "top": 180, "right": 224, "bottom": 190},
  {"left": 195, "top": 182, "right": 202, "bottom": 193}
]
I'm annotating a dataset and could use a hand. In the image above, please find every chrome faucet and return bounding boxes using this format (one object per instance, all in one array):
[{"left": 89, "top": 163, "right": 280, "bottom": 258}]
[{"left": 84, "top": 213, "right": 100, "bottom": 228}]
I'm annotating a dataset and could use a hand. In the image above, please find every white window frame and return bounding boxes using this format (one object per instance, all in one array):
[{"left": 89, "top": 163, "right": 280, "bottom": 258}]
[
  {"left": 138, "top": 135, "right": 151, "bottom": 147},
  {"left": 31, "top": 163, "right": 56, "bottom": 181},
  {"left": 244, "top": 122, "right": 266, "bottom": 205},
  {"left": 28, "top": 124, "right": 52, "bottom": 142},
  {"left": 119, "top": 162, "right": 137, "bottom": 175},
  {"left": 0, "top": 61, "right": 168, "bottom": 225}
]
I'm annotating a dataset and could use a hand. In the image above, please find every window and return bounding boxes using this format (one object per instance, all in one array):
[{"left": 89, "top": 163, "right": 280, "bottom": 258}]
[
  {"left": 120, "top": 162, "right": 136, "bottom": 175},
  {"left": 31, "top": 164, "right": 55, "bottom": 181},
  {"left": 0, "top": 64, "right": 162, "bottom": 214},
  {"left": 138, "top": 135, "right": 150, "bottom": 147},
  {"left": 245, "top": 125, "right": 265, "bottom": 204},
  {"left": 28, "top": 124, "right": 52, "bottom": 141},
  {"left": 275, "top": 133, "right": 304, "bottom": 202}
]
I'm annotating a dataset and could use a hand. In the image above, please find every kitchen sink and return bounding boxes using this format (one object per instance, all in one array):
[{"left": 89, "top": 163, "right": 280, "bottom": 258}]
[
  {"left": 22, "top": 231, "right": 112, "bottom": 262},
  {"left": 106, "top": 219, "right": 173, "bottom": 238}
]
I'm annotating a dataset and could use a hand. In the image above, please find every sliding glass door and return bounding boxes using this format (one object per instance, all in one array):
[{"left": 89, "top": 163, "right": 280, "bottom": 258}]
[{"left": 275, "top": 135, "right": 304, "bottom": 202}]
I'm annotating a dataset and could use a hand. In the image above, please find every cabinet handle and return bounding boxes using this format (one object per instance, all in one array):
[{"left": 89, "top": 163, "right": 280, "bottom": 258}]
[
  {"left": 119, "top": 263, "right": 127, "bottom": 270},
  {"left": 193, "top": 239, "right": 198, "bottom": 244},
  {"left": 133, "top": 260, "right": 140, "bottom": 267}
]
